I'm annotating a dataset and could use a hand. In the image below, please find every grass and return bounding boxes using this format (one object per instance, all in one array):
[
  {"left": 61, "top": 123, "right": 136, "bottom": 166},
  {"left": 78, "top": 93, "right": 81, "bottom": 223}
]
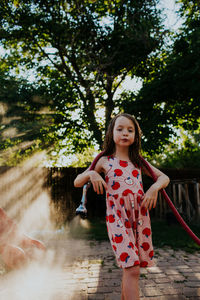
[
  {"left": 68, "top": 217, "right": 108, "bottom": 241},
  {"left": 151, "top": 219, "right": 200, "bottom": 253},
  {"left": 68, "top": 217, "right": 200, "bottom": 253}
]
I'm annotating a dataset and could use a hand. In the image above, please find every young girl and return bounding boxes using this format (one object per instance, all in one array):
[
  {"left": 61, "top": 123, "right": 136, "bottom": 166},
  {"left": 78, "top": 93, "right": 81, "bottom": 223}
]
[{"left": 74, "top": 113, "right": 170, "bottom": 300}]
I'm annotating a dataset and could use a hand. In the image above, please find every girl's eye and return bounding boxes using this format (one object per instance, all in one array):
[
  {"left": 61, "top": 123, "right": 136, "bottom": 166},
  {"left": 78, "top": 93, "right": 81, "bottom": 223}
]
[
  {"left": 117, "top": 128, "right": 122, "bottom": 131},
  {"left": 129, "top": 130, "right": 133, "bottom": 132}
]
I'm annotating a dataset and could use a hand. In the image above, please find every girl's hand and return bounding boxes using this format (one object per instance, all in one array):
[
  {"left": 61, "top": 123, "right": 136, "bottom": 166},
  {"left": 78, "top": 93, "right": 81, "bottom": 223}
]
[
  {"left": 141, "top": 185, "right": 158, "bottom": 210},
  {"left": 88, "top": 171, "right": 107, "bottom": 194}
]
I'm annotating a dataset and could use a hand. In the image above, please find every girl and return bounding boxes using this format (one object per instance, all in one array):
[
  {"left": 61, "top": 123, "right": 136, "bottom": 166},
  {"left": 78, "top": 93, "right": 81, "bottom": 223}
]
[{"left": 74, "top": 113, "right": 170, "bottom": 300}]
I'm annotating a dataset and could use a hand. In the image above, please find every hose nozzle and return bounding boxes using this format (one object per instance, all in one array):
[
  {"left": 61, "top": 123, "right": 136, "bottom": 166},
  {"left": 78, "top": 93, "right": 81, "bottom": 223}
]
[{"left": 76, "top": 182, "right": 91, "bottom": 219}]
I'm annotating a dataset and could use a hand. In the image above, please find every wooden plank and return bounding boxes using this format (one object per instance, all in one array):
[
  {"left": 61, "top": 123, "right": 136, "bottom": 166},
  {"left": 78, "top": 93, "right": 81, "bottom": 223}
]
[
  {"left": 184, "top": 183, "right": 190, "bottom": 221},
  {"left": 172, "top": 183, "right": 177, "bottom": 207},
  {"left": 195, "top": 182, "right": 200, "bottom": 220},
  {"left": 178, "top": 184, "right": 183, "bottom": 213}
]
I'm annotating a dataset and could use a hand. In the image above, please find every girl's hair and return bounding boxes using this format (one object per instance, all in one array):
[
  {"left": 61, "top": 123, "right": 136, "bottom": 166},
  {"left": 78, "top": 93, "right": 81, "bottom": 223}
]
[{"left": 103, "top": 113, "right": 142, "bottom": 167}]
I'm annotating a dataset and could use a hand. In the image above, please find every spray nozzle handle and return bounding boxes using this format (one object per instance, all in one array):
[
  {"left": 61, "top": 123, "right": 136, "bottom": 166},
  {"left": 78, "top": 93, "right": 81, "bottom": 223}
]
[{"left": 76, "top": 182, "right": 91, "bottom": 218}]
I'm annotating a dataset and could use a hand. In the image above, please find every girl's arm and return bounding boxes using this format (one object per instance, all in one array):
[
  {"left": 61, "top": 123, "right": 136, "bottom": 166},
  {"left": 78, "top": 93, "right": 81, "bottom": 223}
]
[
  {"left": 74, "top": 157, "right": 107, "bottom": 194},
  {"left": 141, "top": 162, "right": 170, "bottom": 210}
]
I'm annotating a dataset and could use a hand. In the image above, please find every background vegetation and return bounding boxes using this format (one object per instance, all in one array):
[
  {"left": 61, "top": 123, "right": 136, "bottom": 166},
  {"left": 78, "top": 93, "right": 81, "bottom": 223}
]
[
  {"left": 69, "top": 217, "right": 200, "bottom": 252},
  {"left": 0, "top": 0, "right": 199, "bottom": 167}
]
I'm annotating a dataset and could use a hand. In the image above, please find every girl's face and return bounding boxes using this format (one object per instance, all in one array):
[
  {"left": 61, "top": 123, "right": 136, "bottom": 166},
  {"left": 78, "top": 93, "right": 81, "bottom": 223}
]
[{"left": 113, "top": 116, "right": 135, "bottom": 147}]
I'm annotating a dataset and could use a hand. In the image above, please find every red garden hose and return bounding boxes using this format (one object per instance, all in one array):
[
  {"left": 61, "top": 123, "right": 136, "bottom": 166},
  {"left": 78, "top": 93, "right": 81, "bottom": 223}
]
[
  {"left": 89, "top": 151, "right": 200, "bottom": 246},
  {"left": 140, "top": 155, "right": 200, "bottom": 246}
]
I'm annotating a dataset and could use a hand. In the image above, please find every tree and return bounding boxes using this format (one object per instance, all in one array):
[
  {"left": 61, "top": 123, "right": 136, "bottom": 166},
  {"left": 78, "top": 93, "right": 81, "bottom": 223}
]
[
  {"left": 120, "top": 0, "right": 200, "bottom": 155},
  {"left": 0, "top": 66, "right": 54, "bottom": 165},
  {"left": 153, "top": 125, "right": 200, "bottom": 168},
  {"left": 0, "top": 0, "right": 164, "bottom": 151}
]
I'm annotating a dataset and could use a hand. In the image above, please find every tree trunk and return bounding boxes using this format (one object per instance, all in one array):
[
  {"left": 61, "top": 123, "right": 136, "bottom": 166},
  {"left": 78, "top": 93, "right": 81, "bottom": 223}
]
[
  {"left": 105, "top": 95, "right": 114, "bottom": 131},
  {"left": 105, "top": 76, "right": 114, "bottom": 131},
  {"left": 84, "top": 91, "right": 103, "bottom": 148}
]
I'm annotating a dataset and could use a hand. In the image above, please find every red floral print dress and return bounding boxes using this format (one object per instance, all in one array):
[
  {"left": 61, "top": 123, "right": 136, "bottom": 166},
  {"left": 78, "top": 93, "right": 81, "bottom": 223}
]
[{"left": 105, "top": 156, "right": 154, "bottom": 268}]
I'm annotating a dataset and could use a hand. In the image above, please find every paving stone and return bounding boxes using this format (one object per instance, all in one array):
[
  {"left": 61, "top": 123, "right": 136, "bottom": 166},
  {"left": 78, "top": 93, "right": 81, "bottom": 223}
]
[
  {"left": 71, "top": 292, "right": 88, "bottom": 300},
  {"left": 187, "top": 274, "right": 200, "bottom": 281},
  {"left": 140, "top": 279, "right": 156, "bottom": 287},
  {"left": 88, "top": 295, "right": 105, "bottom": 300},
  {"left": 88, "top": 281, "right": 103, "bottom": 288},
  {"left": 160, "top": 288, "right": 182, "bottom": 295},
  {"left": 172, "top": 282, "right": 186, "bottom": 289},
  {"left": 156, "top": 282, "right": 177, "bottom": 289},
  {"left": 186, "top": 281, "right": 200, "bottom": 288},
  {"left": 147, "top": 266, "right": 163, "bottom": 274},
  {"left": 93, "top": 286, "right": 114, "bottom": 294},
  {"left": 154, "top": 277, "right": 171, "bottom": 283},
  {"left": 157, "top": 262, "right": 173, "bottom": 267},
  {"left": 192, "top": 267, "right": 200, "bottom": 272},
  {"left": 170, "top": 274, "right": 187, "bottom": 281},
  {"left": 183, "top": 287, "right": 200, "bottom": 297},
  {"left": 104, "top": 279, "right": 121, "bottom": 287},
  {"left": 104, "top": 293, "right": 121, "bottom": 300},
  {"left": 143, "top": 287, "right": 163, "bottom": 297},
  {"left": 165, "top": 269, "right": 182, "bottom": 275},
  {"left": 147, "top": 272, "right": 167, "bottom": 279},
  {"left": 177, "top": 265, "right": 190, "bottom": 269},
  {"left": 88, "top": 287, "right": 98, "bottom": 294},
  {"left": 146, "top": 296, "right": 186, "bottom": 300}
]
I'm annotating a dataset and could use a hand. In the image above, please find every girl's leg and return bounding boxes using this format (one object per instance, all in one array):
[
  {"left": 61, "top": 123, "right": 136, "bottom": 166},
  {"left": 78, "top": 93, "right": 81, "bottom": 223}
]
[
  {"left": 122, "top": 265, "right": 140, "bottom": 300},
  {"left": 121, "top": 281, "right": 125, "bottom": 300}
]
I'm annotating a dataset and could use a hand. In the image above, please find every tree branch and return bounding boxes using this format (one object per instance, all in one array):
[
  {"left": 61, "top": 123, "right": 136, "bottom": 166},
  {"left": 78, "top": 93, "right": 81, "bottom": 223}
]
[{"left": 112, "top": 70, "right": 128, "bottom": 95}]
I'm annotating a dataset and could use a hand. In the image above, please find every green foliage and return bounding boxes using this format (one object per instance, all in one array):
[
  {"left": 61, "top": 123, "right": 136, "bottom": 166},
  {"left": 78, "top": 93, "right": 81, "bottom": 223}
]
[
  {"left": 0, "top": 64, "right": 97, "bottom": 165},
  {"left": 155, "top": 147, "right": 200, "bottom": 169},
  {"left": 0, "top": 0, "right": 164, "bottom": 150},
  {"left": 0, "top": 68, "right": 55, "bottom": 165},
  {"left": 69, "top": 148, "right": 98, "bottom": 168},
  {"left": 150, "top": 124, "right": 200, "bottom": 168},
  {"left": 119, "top": 0, "right": 200, "bottom": 155},
  {"left": 0, "top": 0, "right": 199, "bottom": 165}
]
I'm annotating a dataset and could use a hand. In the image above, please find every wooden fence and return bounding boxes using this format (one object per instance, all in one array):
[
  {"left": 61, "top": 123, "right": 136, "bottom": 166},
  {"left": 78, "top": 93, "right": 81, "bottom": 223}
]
[
  {"left": 47, "top": 167, "right": 200, "bottom": 224},
  {"left": 153, "top": 179, "right": 200, "bottom": 223},
  {"left": 0, "top": 166, "right": 200, "bottom": 227}
]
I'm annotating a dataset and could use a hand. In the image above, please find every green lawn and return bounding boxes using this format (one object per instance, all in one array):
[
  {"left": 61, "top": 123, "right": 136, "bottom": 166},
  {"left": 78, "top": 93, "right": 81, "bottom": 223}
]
[
  {"left": 69, "top": 216, "right": 200, "bottom": 253},
  {"left": 151, "top": 220, "right": 200, "bottom": 253}
]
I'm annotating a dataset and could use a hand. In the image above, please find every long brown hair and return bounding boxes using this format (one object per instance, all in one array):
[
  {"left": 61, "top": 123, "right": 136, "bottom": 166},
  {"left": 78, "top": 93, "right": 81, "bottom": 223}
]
[{"left": 103, "top": 113, "right": 142, "bottom": 167}]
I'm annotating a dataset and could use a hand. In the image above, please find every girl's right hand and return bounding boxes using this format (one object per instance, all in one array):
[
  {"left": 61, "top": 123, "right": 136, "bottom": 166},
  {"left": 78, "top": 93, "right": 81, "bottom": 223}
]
[{"left": 88, "top": 171, "right": 107, "bottom": 194}]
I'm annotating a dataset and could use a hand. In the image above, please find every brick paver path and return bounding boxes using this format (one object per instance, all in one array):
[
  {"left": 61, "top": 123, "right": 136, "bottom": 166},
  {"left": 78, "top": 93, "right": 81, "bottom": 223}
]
[{"left": 0, "top": 236, "right": 200, "bottom": 299}]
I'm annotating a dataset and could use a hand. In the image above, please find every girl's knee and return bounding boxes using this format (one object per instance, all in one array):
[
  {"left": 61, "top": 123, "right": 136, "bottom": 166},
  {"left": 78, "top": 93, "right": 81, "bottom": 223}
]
[{"left": 123, "top": 265, "right": 140, "bottom": 278}]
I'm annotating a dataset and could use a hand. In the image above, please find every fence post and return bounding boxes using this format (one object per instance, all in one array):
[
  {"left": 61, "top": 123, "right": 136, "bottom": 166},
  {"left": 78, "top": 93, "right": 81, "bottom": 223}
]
[
  {"left": 195, "top": 182, "right": 200, "bottom": 221},
  {"left": 178, "top": 184, "right": 183, "bottom": 213},
  {"left": 172, "top": 183, "right": 177, "bottom": 208},
  {"left": 184, "top": 183, "right": 191, "bottom": 221}
]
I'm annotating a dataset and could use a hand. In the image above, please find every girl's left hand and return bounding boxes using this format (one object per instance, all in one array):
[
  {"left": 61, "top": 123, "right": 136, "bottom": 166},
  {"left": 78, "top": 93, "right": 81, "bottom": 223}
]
[{"left": 141, "top": 185, "right": 158, "bottom": 210}]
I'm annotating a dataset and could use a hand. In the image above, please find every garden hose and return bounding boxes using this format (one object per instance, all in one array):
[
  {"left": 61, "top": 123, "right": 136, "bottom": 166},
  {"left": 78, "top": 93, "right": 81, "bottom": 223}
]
[
  {"left": 86, "top": 150, "right": 200, "bottom": 246},
  {"left": 139, "top": 155, "right": 200, "bottom": 246}
]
